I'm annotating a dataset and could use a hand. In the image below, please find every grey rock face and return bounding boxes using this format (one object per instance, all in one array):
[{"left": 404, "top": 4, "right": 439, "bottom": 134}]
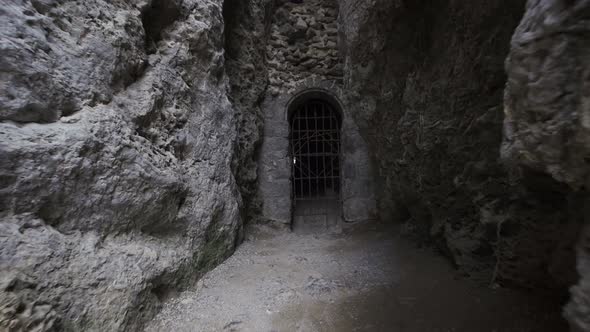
[
  {"left": 338, "top": 0, "right": 581, "bottom": 295},
  {"left": 502, "top": 1, "right": 590, "bottom": 330},
  {"left": 223, "top": 0, "right": 272, "bottom": 225},
  {"left": 0, "top": 1, "right": 147, "bottom": 123},
  {"left": 0, "top": 0, "right": 246, "bottom": 330},
  {"left": 339, "top": 0, "right": 514, "bottom": 280},
  {"left": 503, "top": 0, "right": 590, "bottom": 189},
  {"left": 2, "top": 0, "right": 588, "bottom": 330}
]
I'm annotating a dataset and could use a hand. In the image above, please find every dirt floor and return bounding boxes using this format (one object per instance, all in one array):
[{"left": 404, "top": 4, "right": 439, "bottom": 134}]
[{"left": 145, "top": 223, "right": 567, "bottom": 332}]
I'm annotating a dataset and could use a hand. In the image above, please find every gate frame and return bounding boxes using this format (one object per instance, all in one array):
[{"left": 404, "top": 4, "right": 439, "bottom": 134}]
[
  {"left": 289, "top": 98, "right": 343, "bottom": 204},
  {"left": 286, "top": 88, "right": 345, "bottom": 227},
  {"left": 257, "top": 78, "right": 376, "bottom": 228}
]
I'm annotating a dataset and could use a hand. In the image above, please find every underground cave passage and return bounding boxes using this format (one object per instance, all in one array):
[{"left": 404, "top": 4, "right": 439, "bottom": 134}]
[{"left": 1, "top": 0, "right": 588, "bottom": 331}]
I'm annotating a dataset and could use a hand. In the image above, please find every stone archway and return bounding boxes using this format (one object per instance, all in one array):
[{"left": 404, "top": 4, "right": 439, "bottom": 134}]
[{"left": 257, "top": 79, "right": 377, "bottom": 230}]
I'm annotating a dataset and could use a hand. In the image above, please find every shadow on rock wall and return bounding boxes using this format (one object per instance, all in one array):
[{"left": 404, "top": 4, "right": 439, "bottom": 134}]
[
  {"left": 338, "top": 0, "right": 584, "bottom": 299},
  {"left": 0, "top": 0, "right": 249, "bottom": 330}
]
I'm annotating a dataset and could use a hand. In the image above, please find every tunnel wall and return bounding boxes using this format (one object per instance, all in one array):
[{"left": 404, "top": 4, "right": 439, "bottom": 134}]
[
  {"left": 336, "top": 0, "right": 583, "bottom": 296},
  {"left": 501, "top": 1, "right": 590, "bottom": 330},
  {"left": 2, "top": 0, "right": 587, "bottom": 330},
  {"left": 223, "top": 0, "right": 273, "bottom": 225},
  {"left": 0, "top": 0, "right": 271, "bottom": 330}
]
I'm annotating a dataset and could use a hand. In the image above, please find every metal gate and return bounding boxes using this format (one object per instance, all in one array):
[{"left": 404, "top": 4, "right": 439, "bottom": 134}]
[{"left": 290, "top": 99, "right": 341, "bottom": 204}]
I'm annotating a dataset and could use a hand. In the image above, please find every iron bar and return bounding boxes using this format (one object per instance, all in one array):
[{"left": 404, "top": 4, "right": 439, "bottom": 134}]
[{"left": 290, "top": 99, "right": 341, "bottom": 204}]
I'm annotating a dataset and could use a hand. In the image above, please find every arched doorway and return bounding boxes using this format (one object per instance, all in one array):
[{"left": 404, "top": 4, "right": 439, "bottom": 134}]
[{"left": 289, "top": 97, "right": 342, "bottom": 229}]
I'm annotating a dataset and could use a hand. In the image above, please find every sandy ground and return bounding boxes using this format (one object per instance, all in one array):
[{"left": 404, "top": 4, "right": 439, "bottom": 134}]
[{"left": 145, "top": 224, "right": 567, "bottom": 332}]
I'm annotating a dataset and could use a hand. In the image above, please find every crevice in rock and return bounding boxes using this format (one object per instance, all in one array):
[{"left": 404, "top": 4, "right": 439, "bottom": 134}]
[
  {"left": 30, "top": 0, "right": 57, "bottom": 15},
  {"left": 140, "top": 190, "right": 189, "bottom": 239},
  {"left": 35, "top": 201, "right": 64, "bottom": 228},
  {"left": 111, "top": 59, "right": 149, "bottom": 92},
  {"left": 151, "top": 283, "right": 174, "bottom": 303},
  {"left": 141, "top": 0, "right": 181, "bottom": 54}
]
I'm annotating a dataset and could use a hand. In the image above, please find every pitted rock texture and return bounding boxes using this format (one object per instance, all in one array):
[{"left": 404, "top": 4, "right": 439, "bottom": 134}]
[
  {"left": 266, "top": 0, "right": 343, "bottom": 96},
  {"left": 1, "top": 0, "right": 588, "bottom": 330},
  {"left": 0, "top": 0, "right": 246, "bottom": 330},
  {"left": 337, "top": 0, "right": 580, "bottom": 293},
  {"left": 567, "top": 222, "right": 590, "bottom": 332},
  {"left": 0, "top": 1, "right": 147, "bottom": 123},
  {"left": 503, "top": 0, "right": 590, "bottom": 190},
  {"left": 502, "top": 1, "right": 590, "bottom": 331},
  {"left": 223, "top": 0, "right": 272, "bottom": 224}
]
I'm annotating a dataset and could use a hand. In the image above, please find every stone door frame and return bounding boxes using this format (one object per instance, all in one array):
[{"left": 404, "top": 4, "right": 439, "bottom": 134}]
[{"left": 257, "top": 78, "right": 377, "bottom": 228}]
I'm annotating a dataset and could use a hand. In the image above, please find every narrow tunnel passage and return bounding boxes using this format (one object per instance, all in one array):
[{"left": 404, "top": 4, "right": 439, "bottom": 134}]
[
  {"left": 146, "top": 225, "right": 567, "bottom": 332},
  {"left": 2, "top": 0, "right": 586, "bottom": 329}
]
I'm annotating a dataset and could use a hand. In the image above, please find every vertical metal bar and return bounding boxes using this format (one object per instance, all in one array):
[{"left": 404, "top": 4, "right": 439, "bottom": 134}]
[
  {"left": 294, "top": 112, "right": 298, "bottom": 202},
  {"left": 305, "top": 103, "right": 313, "bottom": 198},
  {"left": 289, "top": 100, "right": 342, "bottom": 204},
  {"left": 336, "top": 106, "right": 341, "bottom": 202},
  {"left": 296, "top": 112, "right": 300, "bottom": 200},
  {"left": 314, "top": 102, "right": 319, "bottom": 199},
  {"left": 330, "top": 109, "right": 335, "bottom": 198},
  {"left": 289, "top": 114, "right": 297, "bottom": 202},
  {"left": 293, "top": 112, "right": 297, "bottom": 201},
  {"left": 322, "top": 103, "right": 329, "bottom": 196}
]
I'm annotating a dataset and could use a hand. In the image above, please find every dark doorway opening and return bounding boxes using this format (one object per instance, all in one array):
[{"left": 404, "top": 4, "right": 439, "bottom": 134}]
[{"left": 290, "top": 99, "right": 341, "bottom": 205}]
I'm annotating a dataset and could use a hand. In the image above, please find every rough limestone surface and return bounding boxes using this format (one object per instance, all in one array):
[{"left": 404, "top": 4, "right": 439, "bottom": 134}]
[
  {"left": 0, "top": 0, "right": 247, "bottom": 331},
  {"left": 337, "top": 0, "right": 581, "bottom": 294},
  {"left": 1, "top": 0, "right": 588, "bottom": 330},
  {"left": 266, "top": 0, "right": 342, "bottom": 95},
  {"left": 502, "top": 1, "right": 590, "bottom": 331},
  {"left": 223, "top": 0, "right": 271, "bottom": 224}
]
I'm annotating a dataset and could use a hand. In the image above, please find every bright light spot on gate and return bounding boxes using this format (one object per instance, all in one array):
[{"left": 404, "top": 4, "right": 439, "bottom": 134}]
[{"left": 293, "top": 157, "right": 297, "bottom": 165}]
